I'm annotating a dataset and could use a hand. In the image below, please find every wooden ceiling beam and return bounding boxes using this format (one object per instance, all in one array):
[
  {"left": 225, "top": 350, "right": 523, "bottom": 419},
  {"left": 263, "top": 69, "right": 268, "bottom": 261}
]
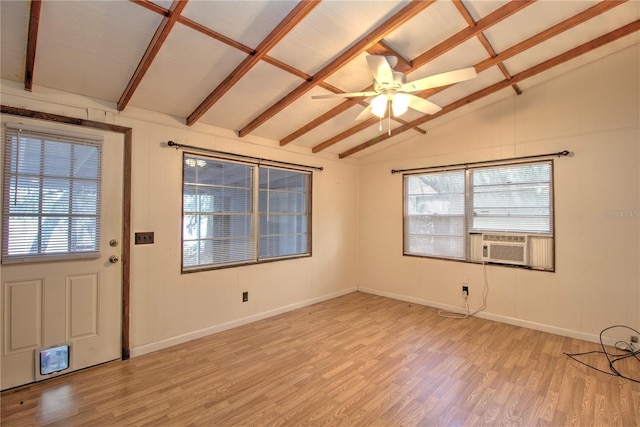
[
  {"left": 476, "top": 0, "right": 625, "bottom": 73},
  {"left": 187, "top": 1, "right": 320, "bottom": 126},
  {"left": 280, "top": 100, "right": 360, "bottom": 145},
  {"left": 237, "top": 0, "right": 435, "bottom": 138},
  {"left": 312, "top": 0, "right": 624, "bottom": 154},
  {"left": 453, "top": 0, "right": 521, "bottom": 95},
  {"left": 411, "top": 0, "right": 535, "bottom": 70},
  {"left": 25, "top": 0, "right": 42, "bottom": 92},
  {"left": 118, "top": 0, "right": 188, "bottom": 111},
  {"left": 130, "top": 0, "right": 169, "bottom": 16},
  {"left": 366, "top": 40, "right": 413, "bottom": 73},
  {"left": 339, "top": 20, "right": 640, "bottom": 158},
  {"left": 477, "top": 33, "right": 522, "bottom": 95},
  {"left": 178, "top": 15, "right": 254, "bottom": 55}
]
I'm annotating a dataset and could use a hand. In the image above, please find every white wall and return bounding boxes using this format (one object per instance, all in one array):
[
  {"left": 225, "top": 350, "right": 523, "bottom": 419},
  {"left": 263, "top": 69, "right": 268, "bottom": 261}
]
[
  {"left": 0, "top": 81, "right": 360, "bottom": 357},
  {"left": 358, "top": 45, "right": 640, "bottom": 342}
]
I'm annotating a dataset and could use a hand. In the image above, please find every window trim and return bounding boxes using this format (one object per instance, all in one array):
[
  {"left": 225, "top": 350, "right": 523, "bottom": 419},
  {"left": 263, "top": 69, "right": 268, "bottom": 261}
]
[
  {"left": 402, "top": 159, "right": 555, "bottom": 271},
  {"left": 181, "top": 152, "right": 312, "bottom": 273}
]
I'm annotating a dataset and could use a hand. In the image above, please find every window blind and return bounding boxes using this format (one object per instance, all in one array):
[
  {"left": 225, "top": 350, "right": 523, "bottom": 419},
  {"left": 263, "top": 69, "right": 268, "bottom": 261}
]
[
  {"left": 258, "top": 166, "right": 310, "bottom": 259},
  {"left": 469, "top": 162, "right": 552, "bottom": 234},
  {"left": 183, "top": 155, "right": 255, "bottom": 269},
  {"left": 404, "top": 170, "right": 466, "bottom": 259},
  {"left": 2, "top": 125, "right": 102, "bottom": 263}
]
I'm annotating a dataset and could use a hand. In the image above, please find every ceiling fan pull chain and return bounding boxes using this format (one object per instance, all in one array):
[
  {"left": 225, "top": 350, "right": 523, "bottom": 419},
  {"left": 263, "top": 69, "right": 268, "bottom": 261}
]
[{"left": 388, "top": 99, "right": 391, "bottom": 136}]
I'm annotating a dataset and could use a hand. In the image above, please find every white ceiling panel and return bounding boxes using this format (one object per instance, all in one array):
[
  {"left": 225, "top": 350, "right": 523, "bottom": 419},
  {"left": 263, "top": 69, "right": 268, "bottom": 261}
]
[
  {"left": 35, "top": 1, "right": 162, "bottom": 102},
  {"left": 384, "top": 0, "right": 469, "bottom": 60},
  {"left": 255, "top": 85, "right": 347, "bottom": 142},
  {"left": 198, "top": 61, "right": 303, "bottom": 132},
  {"left": 503, "top": 2, "right": 640, "bottom": 76},
  {"left": 323, "top": 52, "right": 375, "bottom": 93},
  {"left": 181, "top": 1, "right": 297, "bottom": 50},
  {"left": 461, "top": 0, "right": 509, "bottom": 22},
  {"left": 149, "top": 0, "right": 173, "bottom": 10},
  {"left": 483, "top": 1, "right": 600, "bottom": 53},
  {"left": 427, "top": 66, "right": 505, "bottom": 111},
  {"left": 293, "top": 105, "right": 367, "bottom": 149},
  {"left": 325, "top": 119, "right": 408, "bottom": 156},
  {"left": 516, "top": 33, "right": 640, "bottom": 93},
  {"left": 129, "top": 24, "right": 247, "bottom": 118},
  {"left": 0, "top": 1, "right": 29, "bottom": 81},
  {"left": 407, "top": 37, "right": 488, "bottom": 81},
  {"left": 268, "top": 0, "right": 407, "bottom": 75}
]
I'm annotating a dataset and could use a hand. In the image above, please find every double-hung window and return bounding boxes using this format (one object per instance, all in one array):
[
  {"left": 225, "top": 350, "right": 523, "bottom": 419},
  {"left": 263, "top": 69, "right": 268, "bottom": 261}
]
[
  {"left": 182, "top": 153, "right": 311, "bottom": 271},
  {"left": 404, "top": 160, "right": 554, "bottom": 271},
  {"left": 2, "top": 124, "right": 102, "bottom": 263}
]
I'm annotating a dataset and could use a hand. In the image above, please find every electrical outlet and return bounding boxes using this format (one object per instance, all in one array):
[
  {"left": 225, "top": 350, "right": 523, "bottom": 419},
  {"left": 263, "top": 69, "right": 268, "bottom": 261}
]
[
  {"left": 134, "top": 232, "right": 154, "bottom": 245},
  {"left": 631, "top": 335, "right": 639, "bottom": 343},
  {"left": 462, "top": 285, "right": 469, "bottom": 297},
  {"left": 242, "top": 291, "right": 248, "bottom": 302}
]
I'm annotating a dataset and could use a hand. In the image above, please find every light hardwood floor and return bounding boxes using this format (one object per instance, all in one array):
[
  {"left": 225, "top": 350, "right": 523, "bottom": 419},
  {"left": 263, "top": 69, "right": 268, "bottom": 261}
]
[{"left": 2, "top": 292, "right": 639, "bottom": 426}]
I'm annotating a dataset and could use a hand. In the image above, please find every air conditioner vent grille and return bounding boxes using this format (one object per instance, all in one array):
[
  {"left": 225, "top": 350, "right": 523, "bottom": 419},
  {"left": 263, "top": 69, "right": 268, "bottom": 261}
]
[
  {"left": 483, "top": 234, "right": 527, "bottom": 243},
  {"left": 489, "top": 244, "right": 525, "bottom": 262}
]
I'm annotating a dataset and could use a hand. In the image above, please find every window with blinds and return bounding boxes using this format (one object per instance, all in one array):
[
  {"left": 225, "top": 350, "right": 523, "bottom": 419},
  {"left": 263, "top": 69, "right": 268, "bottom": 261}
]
[
  {"left": 2, "top": 125, "right": 102, "bottom": 263},
  {"left": 182, "top": 153, "right": 311, "bottom": 271},
  {"left": 259, "top": 167, "right": 310, "bottom": 259},
  {"left": 403, "top": 160, "right": 554, "bottom": 270},
  {"left": 405, "top": 170, "right": 466, "bottom": 259},
  {"left": 470, "top": 162, "right": 552, "bottom": 234}
]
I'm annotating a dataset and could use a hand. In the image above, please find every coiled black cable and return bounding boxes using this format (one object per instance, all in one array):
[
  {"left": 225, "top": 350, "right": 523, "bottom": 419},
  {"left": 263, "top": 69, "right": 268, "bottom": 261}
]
[{"left": 564, "top": 325, "right": 640, "bottom": 383}]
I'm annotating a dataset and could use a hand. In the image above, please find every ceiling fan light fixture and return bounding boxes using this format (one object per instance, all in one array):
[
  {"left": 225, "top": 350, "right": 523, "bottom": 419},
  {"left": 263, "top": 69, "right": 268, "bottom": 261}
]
[
  {"left": 371, "top": 94, "right": 388, "bottom": 118},
  {"left": 392, "top": 93, "right": 410, "bottom": 117}
]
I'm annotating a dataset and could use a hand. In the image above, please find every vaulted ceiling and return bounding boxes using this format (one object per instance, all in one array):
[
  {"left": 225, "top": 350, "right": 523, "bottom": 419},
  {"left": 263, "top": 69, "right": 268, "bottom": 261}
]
[{"left": 1, "top": 1, "right": 639, "bottom": 159}]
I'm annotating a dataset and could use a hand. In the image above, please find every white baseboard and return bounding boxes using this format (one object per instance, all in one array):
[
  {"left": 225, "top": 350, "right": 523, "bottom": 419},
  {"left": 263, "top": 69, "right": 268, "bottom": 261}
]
[
  {"left": 357, "top": 286, "right": 612, "bottom": 346},
  {"left": 130, "top": 287, "right": 358, "bottom": 358}
]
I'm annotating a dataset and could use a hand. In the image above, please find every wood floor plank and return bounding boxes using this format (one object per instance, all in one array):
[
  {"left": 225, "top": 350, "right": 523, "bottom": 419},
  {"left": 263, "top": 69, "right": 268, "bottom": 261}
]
[{"left": 2, "top": 292, "right": 639, "bottom": 426}]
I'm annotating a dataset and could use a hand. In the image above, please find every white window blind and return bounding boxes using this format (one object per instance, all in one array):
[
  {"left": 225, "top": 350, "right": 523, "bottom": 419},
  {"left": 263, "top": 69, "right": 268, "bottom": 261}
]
[
  {"left": 183, "top": 156, "right": 255, "bottom": 269},
  {"left": 470, "top": 162, "right": 552, "bottom": 233},
  {"left": 2, "top": 125, "right": 102, "bottom": 263},
  {"left": 259, "top": 167, "right": 310, "bottom": 259},
  {"left": 405, "top": 170, "right": 466, "bottom": 259},
  {"left": 182, "top": 154, "right": 311, "bottom": 271}
]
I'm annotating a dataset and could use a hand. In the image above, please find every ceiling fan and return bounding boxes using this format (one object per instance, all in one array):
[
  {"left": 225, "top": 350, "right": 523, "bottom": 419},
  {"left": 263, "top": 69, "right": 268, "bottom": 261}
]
[{"left": 313, "top": 55, "right": 477, "bottom": 132}]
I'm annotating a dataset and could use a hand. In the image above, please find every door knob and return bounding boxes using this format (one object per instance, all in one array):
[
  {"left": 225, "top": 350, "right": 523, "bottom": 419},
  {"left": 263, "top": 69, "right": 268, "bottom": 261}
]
[{"left": 109, "top": 255, "right": 119, "bottom": 264}]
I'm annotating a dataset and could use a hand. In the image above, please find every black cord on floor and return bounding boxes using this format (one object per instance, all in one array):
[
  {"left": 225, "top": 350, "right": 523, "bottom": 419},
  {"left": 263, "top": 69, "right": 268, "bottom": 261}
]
[{"left": 564, "top": 325, "right": 640, "bottom": 383}]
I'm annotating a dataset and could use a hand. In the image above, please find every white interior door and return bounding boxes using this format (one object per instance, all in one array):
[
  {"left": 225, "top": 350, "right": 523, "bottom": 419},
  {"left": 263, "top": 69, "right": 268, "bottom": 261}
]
[{"left": 1, "top": 117, "right": 123, "bottom": 390}]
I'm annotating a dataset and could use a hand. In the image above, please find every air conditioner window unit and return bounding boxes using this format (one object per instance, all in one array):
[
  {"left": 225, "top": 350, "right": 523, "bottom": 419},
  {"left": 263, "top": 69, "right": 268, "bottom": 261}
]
[{"left": 481, "top": 233, "right": 528, "bottom": 266}]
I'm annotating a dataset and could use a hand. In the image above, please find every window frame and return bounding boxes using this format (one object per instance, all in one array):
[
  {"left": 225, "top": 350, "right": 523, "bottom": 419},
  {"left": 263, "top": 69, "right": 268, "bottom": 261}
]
[
  {"left": 1, "top": 124, "right": 103, "bottom": 264},
  {"left": 181, "top": 152, "right": 312, "bottom": 272},
  {"left": 403, "top": 160, "right": 555, "bottom": 271}
]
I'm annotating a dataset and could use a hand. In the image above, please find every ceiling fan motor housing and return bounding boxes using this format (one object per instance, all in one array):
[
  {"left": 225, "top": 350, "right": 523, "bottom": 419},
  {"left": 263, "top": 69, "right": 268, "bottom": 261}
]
[{"left": 373, "top": 71, "right": 406, "bottom": 94}]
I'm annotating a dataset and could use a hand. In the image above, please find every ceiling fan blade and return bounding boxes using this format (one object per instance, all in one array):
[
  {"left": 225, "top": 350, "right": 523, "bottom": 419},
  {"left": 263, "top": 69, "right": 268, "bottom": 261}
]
[
  {"left": 312, "top": 91, "right": 377, "bottom": 100},
  {"left": 406, "top": 94, "right": 442, "bottom": 115},
  {"left": 403, "top": 67, "right": 477, "bottom": 92},
  {"left": 366, "top": 55, "right": 394, "bottom": 85},
  {"left": 355, "top": 104, "right": 374, "bottom": 121}
]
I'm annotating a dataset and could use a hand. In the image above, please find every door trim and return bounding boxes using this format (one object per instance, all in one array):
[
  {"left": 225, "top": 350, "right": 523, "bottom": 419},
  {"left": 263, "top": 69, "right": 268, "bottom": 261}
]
[{"left": 1, "top": 105, "right": 133, "bottom": 359}]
